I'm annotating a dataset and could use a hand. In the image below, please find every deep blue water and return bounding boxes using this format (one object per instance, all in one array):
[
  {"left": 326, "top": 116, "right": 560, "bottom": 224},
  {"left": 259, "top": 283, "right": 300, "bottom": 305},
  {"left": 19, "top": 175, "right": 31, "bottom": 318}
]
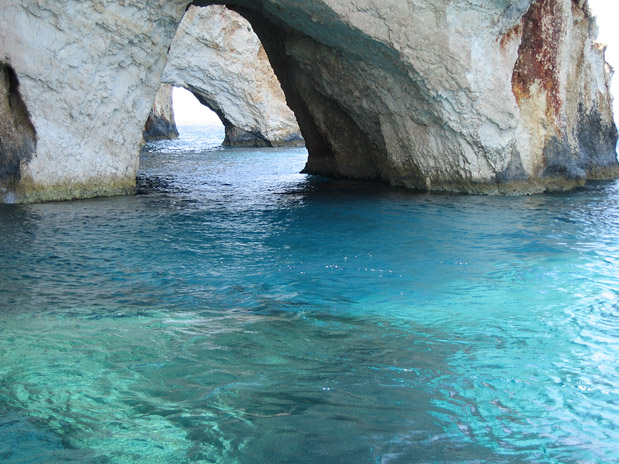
[{"left": 0, "top": 124, "right": 618, "bottom": 463}]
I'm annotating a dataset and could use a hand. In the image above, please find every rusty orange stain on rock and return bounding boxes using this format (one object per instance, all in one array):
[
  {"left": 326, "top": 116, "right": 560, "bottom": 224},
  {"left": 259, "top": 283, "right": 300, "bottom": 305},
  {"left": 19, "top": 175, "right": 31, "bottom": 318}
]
[
  {"left": 511, "top": 0, "right": 564, "bottom": 120},
  {"left": 499, "top": 24, "right": 522, "bottom": 51}
]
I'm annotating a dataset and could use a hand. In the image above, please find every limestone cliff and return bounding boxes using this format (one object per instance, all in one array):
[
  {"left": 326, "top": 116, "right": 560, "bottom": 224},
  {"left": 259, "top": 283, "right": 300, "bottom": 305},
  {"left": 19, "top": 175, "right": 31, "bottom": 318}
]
[
  {"left": 510, "top": 0, "right": 618, "bottom": 188},
  {"left": 143, "top": 84, "right": 179, "bottom": 141},
  {"left": 231, "top": 0, "right": 618, "bottom": 193},
  {"left": 0, "top": 0, "right": 617, "bottom": 202},
  {"left": 0, "top": 0, "right": 186, "bottom": 202},
  {"left": 162, "top": 5, "right": 303, "bottom": 147}
]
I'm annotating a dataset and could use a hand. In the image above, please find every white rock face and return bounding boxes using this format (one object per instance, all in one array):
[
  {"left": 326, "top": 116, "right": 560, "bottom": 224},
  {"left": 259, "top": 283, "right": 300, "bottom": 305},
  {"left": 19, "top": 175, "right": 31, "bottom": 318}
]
[
  {"left": 245, "top": 0, "right": 617, "bottom": 193},
  {"left": 0, "top": 0, "right": 616, "bottom": 202},
  {"left": 162, "top": 5, "right": 302, "bottom": 147},
  {"left": 0, "top": 0, "right": 186, "bottom": 202}
]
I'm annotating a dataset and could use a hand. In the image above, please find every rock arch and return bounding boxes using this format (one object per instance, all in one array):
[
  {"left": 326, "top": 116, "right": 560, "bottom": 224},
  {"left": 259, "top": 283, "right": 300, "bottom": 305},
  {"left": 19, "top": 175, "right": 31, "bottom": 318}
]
[
  {"left": 0, "top": 0, "right": 617, "bottom": 202},
  {"left": 157, "top": 5, "right": 303, "bottom": 147},
  {"left": 217, "top": 0, "right": 619, "bottom": 193}
]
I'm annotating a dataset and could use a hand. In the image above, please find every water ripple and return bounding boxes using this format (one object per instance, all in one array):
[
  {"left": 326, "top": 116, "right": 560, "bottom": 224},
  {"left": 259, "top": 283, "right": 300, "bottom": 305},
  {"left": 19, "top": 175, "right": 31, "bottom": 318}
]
[{"left": 1, "top": 126, "right": 618, "bottom": 463}]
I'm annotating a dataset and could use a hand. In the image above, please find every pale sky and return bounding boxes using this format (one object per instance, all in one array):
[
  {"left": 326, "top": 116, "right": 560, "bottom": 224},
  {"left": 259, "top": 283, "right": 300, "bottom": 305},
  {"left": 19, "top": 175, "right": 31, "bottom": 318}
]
[
  {"left": 173, "top": 87, "right": 221, "bottom": 125},
  {"left": 173, "top": 2, "right": 619, "bottom": 125},
  {"left": 589, "top": 0, "right": 618, "bottom": 117}
]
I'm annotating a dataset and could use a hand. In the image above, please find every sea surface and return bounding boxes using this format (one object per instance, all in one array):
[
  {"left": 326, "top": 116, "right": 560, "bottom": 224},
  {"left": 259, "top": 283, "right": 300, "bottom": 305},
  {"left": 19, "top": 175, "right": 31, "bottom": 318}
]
[{"left": 1, "top": 124, "right": 618, "bottom": 463}]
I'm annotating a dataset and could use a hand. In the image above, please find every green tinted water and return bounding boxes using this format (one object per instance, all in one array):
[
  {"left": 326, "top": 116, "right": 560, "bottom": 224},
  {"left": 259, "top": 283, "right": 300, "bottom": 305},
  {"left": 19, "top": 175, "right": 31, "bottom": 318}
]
[{"left": 0, "top": 126, "right": 618, "bottom": 463}]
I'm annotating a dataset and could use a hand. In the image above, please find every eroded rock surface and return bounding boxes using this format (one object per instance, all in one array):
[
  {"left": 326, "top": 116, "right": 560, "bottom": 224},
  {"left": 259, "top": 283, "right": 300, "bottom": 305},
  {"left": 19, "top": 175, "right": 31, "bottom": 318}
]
[
  {"left": 0, "top": 0, "right": 617, "bottom": 202},
  {"left": 510, "top": 0, "right": 618, "bottom": 188},
  {"left": 143, "top": 84, "right": 179, "bottom": 141},
  {"left": 162, "top": 5, "right": 303, "bottom": 147},
  {"left": 229, "top": 0, "right": 617, "bottom": 193},
  {"left": 0, "top": 0, "right": 186, "bottom": 202}
]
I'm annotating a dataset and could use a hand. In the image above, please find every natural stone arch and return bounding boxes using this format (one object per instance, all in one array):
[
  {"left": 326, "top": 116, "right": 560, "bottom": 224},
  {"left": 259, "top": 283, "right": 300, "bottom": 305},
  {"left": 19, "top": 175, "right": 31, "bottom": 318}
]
[
  {"left": 208, "top": 0, "right": 618, "bottom": 193},
  {"left": 0, "top": 0, "right": 617, "bottom": 203},
  {"left": 144, "top": 5, "right": 303, "bottom": 147},
  {"left": 160, "top": 5, "right": 303, "bottom": 147}
]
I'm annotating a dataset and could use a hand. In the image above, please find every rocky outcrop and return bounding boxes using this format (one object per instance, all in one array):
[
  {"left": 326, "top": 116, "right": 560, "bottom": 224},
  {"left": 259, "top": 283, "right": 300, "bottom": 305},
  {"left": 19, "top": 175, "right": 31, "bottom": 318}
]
[
  {"left": 510, "top": 0, "right": 618, "bottom": 189},
  {"left": 233, "top": 0, "right": 617, "bottom": 194},
  {"left": 0, "top": 0, "right": 617, "bottom": 202},
  {"left": 0, "top": 0, "right": 186, "bottom": 202},
  {"left": 162, "top": 5, "right": 303, "bottom": 147},
  {"left": 143, "top": 84, "right": 179, "bottom": 141}
]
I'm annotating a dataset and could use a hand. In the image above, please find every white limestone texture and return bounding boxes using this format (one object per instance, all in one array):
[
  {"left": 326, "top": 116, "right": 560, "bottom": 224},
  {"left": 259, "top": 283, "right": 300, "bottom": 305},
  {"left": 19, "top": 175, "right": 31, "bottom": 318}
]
[
  {"left": 0, "top": 0, "right": 617, "bottom": 202},
  {"left": 162, "top": 5, "right": 302, "bottom": 147},
  {"left": 247, "top": 0, "right": 617, "bottom": 193},
  {"left": 0, "top": 0, "right": 186, "bottom": 202}
]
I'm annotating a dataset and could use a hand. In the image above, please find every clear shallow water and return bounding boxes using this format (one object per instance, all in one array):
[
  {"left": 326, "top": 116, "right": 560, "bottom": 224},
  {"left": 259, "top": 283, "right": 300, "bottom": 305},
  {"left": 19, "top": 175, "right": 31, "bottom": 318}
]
[{"left": 1, "top": 125, "right": 618, "bottom": 463}]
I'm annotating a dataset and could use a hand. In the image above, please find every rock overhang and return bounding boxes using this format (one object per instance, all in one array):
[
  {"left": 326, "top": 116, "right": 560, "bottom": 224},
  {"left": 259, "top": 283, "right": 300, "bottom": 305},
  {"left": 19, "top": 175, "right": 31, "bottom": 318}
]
[{"left": 0, "top": 0, "right": 616, "bottom": 202}]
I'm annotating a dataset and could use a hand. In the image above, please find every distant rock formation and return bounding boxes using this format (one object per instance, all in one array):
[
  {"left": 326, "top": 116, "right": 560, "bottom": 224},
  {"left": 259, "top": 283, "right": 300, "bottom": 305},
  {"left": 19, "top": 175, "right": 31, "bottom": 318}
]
[
  {"left": 0, "top": 0, "right": 617, "bottom": 202},
  {"left": 143, "top": 84, "right": 179, "bottom": 141},
  {"left": 161, "top": 5, "right": 303, "bottom": 147}
]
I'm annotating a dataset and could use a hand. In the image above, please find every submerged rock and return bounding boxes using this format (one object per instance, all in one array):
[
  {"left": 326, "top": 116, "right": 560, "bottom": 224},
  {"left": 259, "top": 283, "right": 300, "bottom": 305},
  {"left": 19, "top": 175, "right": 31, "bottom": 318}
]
[
  {"left": 143, "top": 84, "right": 179, "bottom": 141},
  {"left": 0, "top": 0, "right": 617, "bottom": 202},
  {"left": 162, "top": 5, "right": 303, "bottom": 147}
]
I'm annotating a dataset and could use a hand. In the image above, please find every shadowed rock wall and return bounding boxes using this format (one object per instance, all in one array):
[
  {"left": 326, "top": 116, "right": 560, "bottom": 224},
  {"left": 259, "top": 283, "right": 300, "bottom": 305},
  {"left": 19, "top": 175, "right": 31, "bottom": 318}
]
[
  {"left": 0, "top": 0, "right": 616, "bottom": 202},
  {"left": 0, "top": 64, "right": 36, "bottom": 202},
  {"left": 221, "top": 0, "right": 618, "bottom": 193},
  {"left": 143, "top": 84, "right": 179, "bottom": 141}
]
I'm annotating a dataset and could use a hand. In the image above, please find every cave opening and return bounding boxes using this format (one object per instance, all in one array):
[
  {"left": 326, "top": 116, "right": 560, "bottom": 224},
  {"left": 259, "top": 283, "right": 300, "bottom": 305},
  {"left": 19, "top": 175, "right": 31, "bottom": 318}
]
[
  {"left": 172, "top": 86, "right": 222, "bottom": 129},
  {"left": 0, "top": 63, "right": 37, "bottom": 201},
  {"left": 144, "top": 4, "right": 304, "bottom": 149}
]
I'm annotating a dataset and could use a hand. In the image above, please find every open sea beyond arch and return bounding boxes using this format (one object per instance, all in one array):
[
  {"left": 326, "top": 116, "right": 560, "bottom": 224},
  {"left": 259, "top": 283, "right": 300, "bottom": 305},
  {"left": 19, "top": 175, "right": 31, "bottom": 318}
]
[{"left": 0, "top": 124, "right": 618, "bottom": 463}]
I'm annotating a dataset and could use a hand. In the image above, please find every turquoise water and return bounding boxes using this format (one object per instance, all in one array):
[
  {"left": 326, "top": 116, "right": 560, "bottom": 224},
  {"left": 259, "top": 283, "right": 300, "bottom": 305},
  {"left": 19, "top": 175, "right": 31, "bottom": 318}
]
[{"left": 1, "top": 125, "right": 618, "bottom": 463}]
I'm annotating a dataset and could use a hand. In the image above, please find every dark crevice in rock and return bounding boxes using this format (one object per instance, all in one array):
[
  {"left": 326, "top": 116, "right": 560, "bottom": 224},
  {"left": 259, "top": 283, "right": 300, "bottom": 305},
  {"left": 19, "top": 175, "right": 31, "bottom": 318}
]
[
  {"left": 296, "top": 81, "right": 382, "bottom": 180},
  {"left": 575, "top": 103, "right": 619, "bottom": 178},
  {"left": 541, "top": 135, "right": 586, "bottom": 181},
  {"left": 0, "top": 63, "right": 36, "bottom": 191},
  {"left": 497, "top": 148, "right": 528, "bottom": 184}
]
